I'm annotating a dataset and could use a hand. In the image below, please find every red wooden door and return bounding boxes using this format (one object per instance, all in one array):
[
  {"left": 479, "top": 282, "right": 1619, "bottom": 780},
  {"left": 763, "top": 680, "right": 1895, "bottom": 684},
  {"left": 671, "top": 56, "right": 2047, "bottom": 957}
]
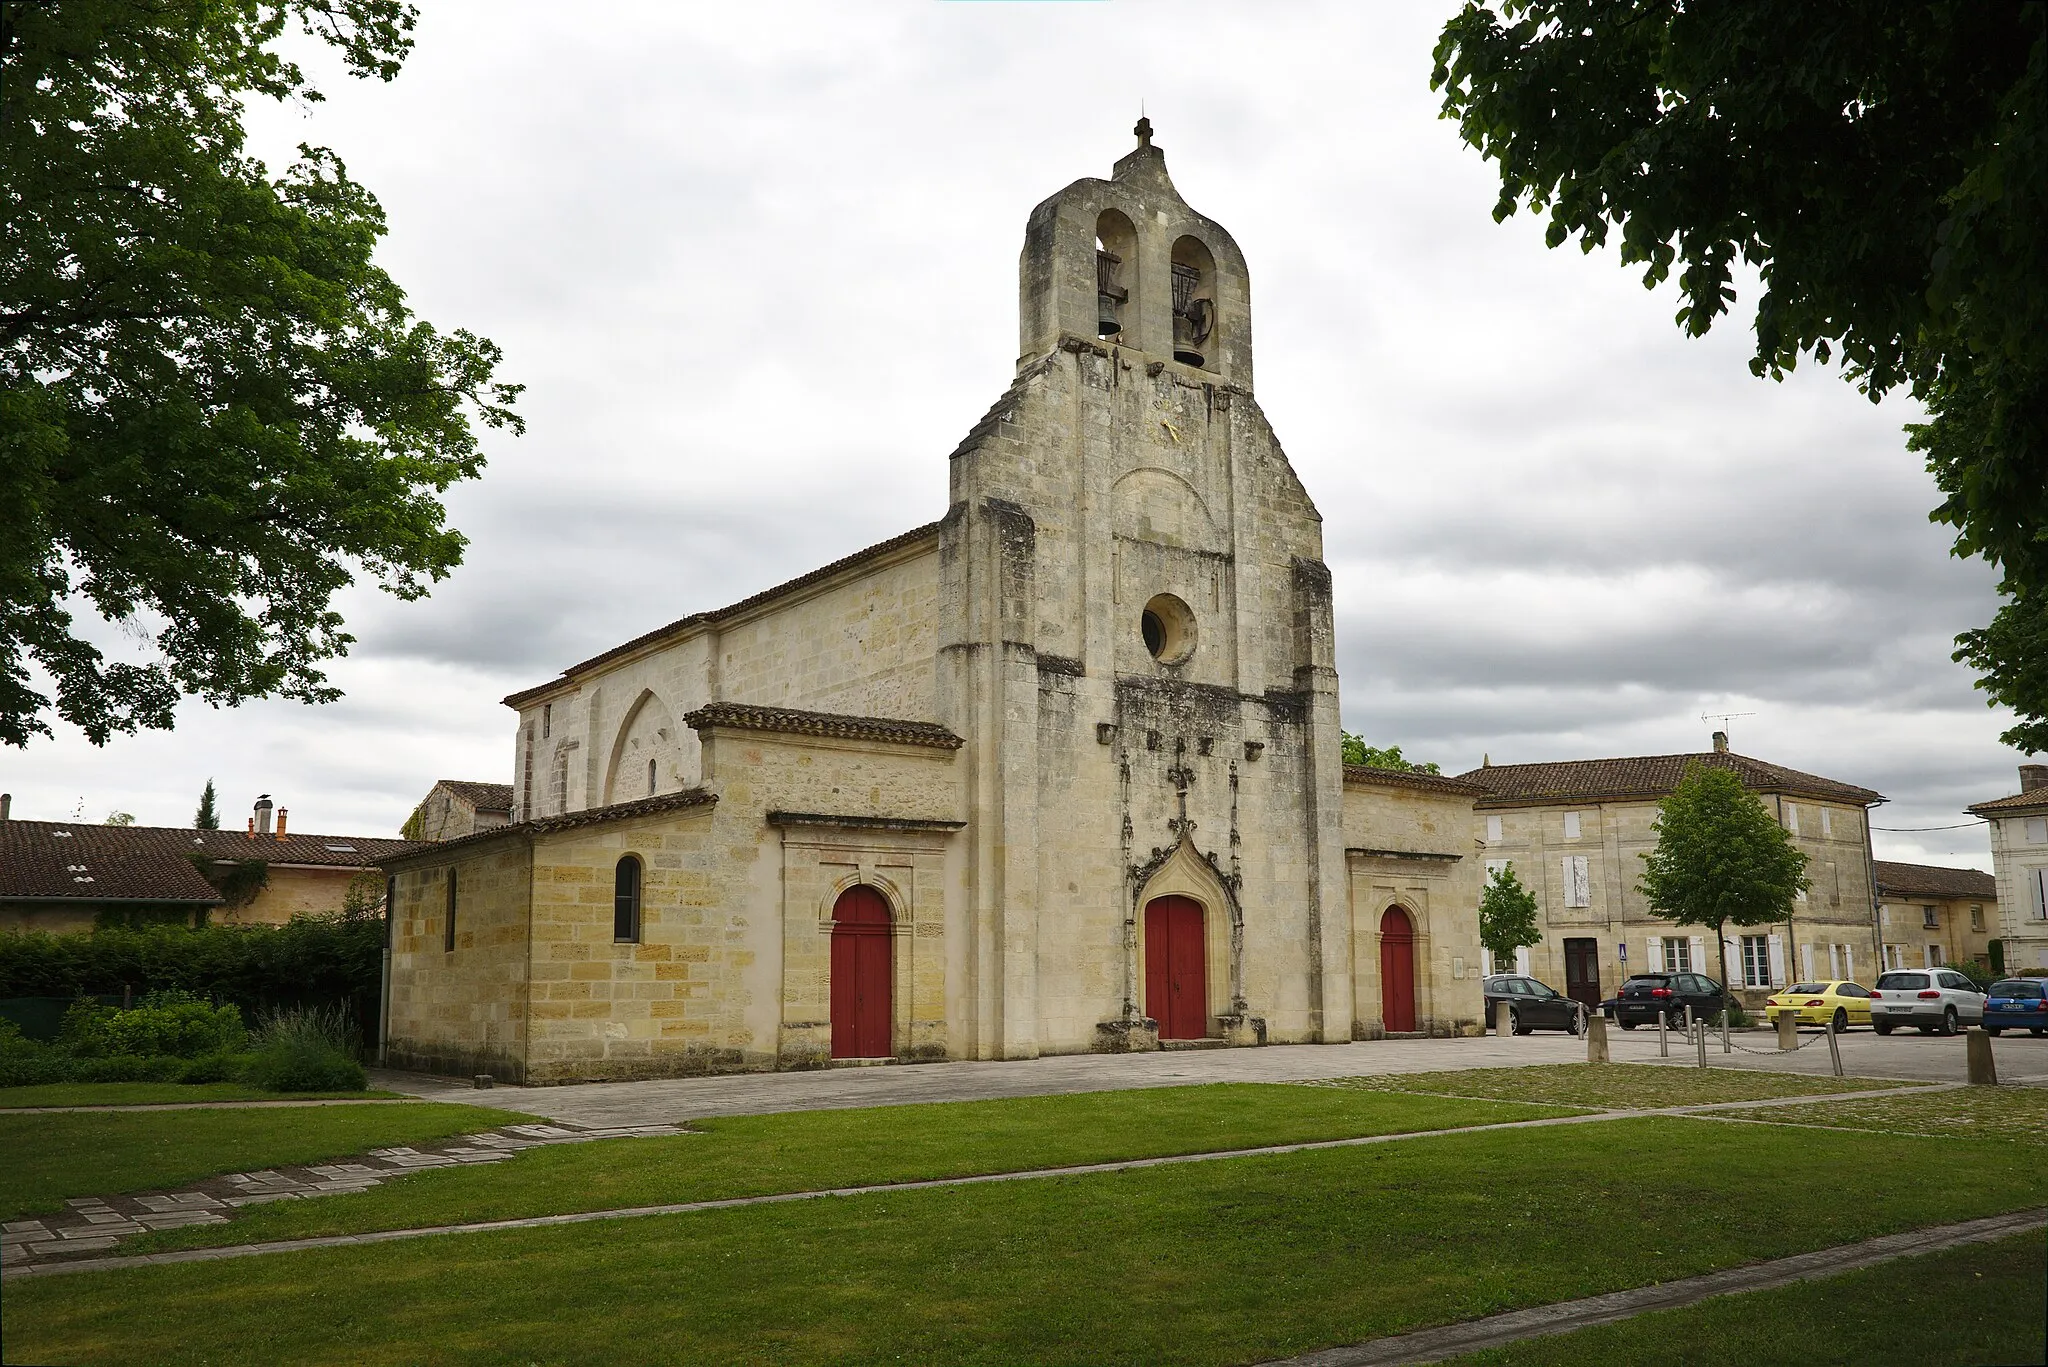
[
  {"left": 830, "top": 886, "right": 892, "bottom": 1058},
  {"left": 1379, "top": 906, "right": 1417, "bottom": 1032},
  {"left": 1144, "top": 896, "right": 1208, "bottom": 1039}
]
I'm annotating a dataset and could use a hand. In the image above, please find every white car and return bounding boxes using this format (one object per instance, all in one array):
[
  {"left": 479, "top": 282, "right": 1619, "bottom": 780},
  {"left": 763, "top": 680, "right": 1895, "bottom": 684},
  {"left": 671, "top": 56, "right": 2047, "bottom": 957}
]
[{"left": 1869, "top": 968, "right": 1987, "bottom": 1036}]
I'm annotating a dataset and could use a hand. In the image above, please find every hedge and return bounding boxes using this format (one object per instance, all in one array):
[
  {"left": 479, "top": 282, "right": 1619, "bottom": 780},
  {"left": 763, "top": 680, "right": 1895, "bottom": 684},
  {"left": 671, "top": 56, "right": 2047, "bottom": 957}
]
[{"left": 0, "top": 913, "right": 384, "bottom": 1046}]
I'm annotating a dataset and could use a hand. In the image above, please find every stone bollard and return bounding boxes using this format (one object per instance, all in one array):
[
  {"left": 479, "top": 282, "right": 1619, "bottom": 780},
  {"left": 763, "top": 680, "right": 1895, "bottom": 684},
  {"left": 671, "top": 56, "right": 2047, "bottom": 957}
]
[
  {"left": 1966, "top": 1027, "right": 1999, "bottom": 1086},
  {"left": 1586, "top": 1015, "right": 1610, "bottom": 1064},
  {"left": 1494, "top": 1000, "right": 1513, "bottom": 1038},
  {"left": 473, "top": 1074, "right": 494, "bottom": 1089},
  {"left": 1775, "top": 1013, "right": 1798, "bottom": 1051}
]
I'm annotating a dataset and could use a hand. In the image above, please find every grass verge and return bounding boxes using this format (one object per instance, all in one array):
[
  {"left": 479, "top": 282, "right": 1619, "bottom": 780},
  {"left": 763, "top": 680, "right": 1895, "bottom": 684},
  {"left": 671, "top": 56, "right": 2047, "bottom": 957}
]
[
  {"left": 1447, "top": 1230, "right": 2047, "bottom": 1366},
  {"left": 0, "top": 1103, "right": 535, "bottom": 1221},
  {"left": 0, "top": 1082, "right": 406, "bottom": 1108},
  {"left": 1731, "top": 1085, "right": 2048, "bottom": 1146},
  {"left": 125, "top": 1084, "right": 1575, "bottom": 1254},
  {"left": 1309, "top": 1063, "right": 1915, "bottom": 1109},
  {"left": 10, "top": 1117, "right": 2047, "bottom": 1366}
]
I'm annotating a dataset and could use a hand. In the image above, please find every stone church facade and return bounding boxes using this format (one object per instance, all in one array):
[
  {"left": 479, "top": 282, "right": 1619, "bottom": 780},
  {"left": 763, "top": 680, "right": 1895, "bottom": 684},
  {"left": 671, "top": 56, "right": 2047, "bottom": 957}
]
[{"left": 383, "top": 126, "right": 1488, "bottom": 1083}]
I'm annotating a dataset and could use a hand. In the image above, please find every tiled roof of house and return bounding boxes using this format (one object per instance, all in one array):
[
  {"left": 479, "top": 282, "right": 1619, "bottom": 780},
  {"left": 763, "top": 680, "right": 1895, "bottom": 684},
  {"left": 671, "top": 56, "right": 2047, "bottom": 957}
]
[
  {"left": 1966, "top": 790, "right": 2048, "bottom": 816},
  {"left": 435, "top": 780, "right": 513, "bottom": 813},
  {"left": 1874, "top": 860, "right": 1997, "bottom": 901},
  {"left": 0, "top": 821, "right": 422, "bottom": 903},
  {"left": 503, "top": 522, "right": 944, "bottom": 707},
  {"left": 1454, "top": 751, "right": 1882, "bottom": 808},
  {"left": 1341, "top": 765, "right": 1489, "bottom": 798},
  {"left": 381, "top": 788, "right": 721, "bottom": 862},
  {"left": 682, "top": 702, "right": 964, "bottom": 751}
]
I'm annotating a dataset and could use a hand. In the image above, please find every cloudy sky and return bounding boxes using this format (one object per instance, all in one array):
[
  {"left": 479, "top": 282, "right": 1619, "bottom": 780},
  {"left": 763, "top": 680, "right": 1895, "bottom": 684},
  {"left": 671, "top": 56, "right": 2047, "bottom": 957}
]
[{"left": 9, "top": 1, "right": 2027, "bottom": 868}]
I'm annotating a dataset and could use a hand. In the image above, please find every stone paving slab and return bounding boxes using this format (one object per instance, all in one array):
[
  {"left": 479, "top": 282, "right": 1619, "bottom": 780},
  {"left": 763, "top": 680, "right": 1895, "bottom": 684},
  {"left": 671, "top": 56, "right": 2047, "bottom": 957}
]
[
  {"left": 5, "top": 1116, "right": 685, "bottom": 1271},
  {"left": 365, "top": 1031, "right": 2047, "bottom": 1127}
]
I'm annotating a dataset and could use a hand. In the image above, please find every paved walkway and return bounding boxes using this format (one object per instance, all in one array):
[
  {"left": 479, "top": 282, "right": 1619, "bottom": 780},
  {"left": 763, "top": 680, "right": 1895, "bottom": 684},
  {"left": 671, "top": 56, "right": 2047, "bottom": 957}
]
[
  {"left": 371, "top": 1029, "right": 2048, "bottom": 1125},
  {"left": 0, "top": 1117, "right": 684, "bottom": 1271},
  {"left": 1, "top": 1081, "right": 1951, "bottom": 1281},
  {"left": 1254, "top": 1207, "right": 2048, "bottom": 1367}
]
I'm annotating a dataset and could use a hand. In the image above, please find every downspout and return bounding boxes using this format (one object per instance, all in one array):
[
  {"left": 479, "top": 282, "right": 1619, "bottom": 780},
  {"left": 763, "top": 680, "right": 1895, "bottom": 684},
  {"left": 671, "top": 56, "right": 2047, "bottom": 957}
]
[
  {"left": 1862, "top": 799, "right": 1884, "bottom": 981},
  {"left": 377, "top": 874, "right": 394, "bottom": 1067}
]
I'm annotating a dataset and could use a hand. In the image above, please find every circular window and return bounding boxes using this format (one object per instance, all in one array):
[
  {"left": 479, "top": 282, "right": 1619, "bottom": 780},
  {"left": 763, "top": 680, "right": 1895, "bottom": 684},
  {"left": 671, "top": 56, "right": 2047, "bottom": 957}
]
[{"left": 1140, "top": 593, "right": 1197, "bottom": 664}]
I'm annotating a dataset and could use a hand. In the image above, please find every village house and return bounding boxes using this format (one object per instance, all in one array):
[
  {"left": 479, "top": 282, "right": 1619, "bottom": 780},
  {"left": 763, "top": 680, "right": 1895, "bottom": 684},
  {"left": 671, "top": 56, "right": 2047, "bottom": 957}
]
[
  {"left": 1873, "top": 860, "right": 1999, "bottom": 973},
  {"left": 0, "top": 795, "right": 417, "bottom": 934},
  {"left": 380, "top": 125, "right": 1493, "bottom": 1084},
  {"left": 403, "top": 781, "right": 514, "bottom": 843},
  {"left": 1967, "top": 763, "right": 2048, "bottom": 973},
  {"left": 1454, "top": 735, "right": 1884, "bottom": 1009}
]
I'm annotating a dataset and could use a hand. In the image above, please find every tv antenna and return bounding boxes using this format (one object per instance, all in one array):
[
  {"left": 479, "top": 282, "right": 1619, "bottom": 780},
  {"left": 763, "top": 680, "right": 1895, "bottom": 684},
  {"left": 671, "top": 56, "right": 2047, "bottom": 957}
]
[{"left": 1700, "top": 711, "right": 1754, "bottom": 741}]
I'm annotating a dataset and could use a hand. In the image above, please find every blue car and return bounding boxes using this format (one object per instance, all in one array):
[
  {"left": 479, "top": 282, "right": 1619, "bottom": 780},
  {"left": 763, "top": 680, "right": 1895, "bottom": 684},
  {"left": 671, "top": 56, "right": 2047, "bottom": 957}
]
[{"left": 1984, "top": 979, "right": 2048, "bottom": 1037}]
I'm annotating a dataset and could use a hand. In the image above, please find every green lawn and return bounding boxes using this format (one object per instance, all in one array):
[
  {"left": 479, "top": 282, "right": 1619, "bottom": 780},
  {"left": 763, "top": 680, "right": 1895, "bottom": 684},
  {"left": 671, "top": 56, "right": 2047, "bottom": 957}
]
[
  {"left": 1735, "top": 1085, "right": 2048, "bottom": 1146},
  {"left": 11, "top": 1118, "right": 2046, "bottom": 1367},
  {"left": 0, "top": 1103, "right": 533, "bottom": 1220},
  {"left": 1449, "top": 1231, "right": 2047, "bottom": 1366},
  {"left": 1310, "top": 1063, "right": 1915, "bottom": 1109},
  {"left": 128, "top": 1084, "right": 1573, "bottom": 1253},
  {"left": 0, "top": 1082, "right": 406, "bottom": 1108}
]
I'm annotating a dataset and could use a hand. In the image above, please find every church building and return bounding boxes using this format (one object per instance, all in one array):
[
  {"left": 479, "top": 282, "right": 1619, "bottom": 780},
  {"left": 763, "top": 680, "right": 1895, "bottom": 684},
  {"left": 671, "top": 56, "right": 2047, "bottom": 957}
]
[{"left": 382, "top": 125, "right": 1488, "bottom": 1082}]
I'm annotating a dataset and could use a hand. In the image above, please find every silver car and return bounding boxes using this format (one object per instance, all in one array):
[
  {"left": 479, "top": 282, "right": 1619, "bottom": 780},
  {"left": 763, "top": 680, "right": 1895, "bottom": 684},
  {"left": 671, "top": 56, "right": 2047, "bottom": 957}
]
[{"left": 1869, "top": 968, "right": 1987, "bottom": 1036}]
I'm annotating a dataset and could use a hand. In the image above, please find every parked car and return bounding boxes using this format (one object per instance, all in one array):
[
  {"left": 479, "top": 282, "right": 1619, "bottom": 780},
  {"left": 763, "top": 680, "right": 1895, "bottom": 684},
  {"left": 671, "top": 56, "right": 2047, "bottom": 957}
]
[
  {"left": 1481, "top": 975, "right": 1585, "bottom": 1035},
  {"left": 1763, "top": 981, "right": 1873, "bottom": 1033},
  {"left": 1984, "top": 978, "right": 2048, "bottom": 1037},
  {"left": 1869, "top": 968, "right": 1986, "bottom": 1035},
  {"left": 1608, "top": 972, "right": 1729, "bottom": 1030}
]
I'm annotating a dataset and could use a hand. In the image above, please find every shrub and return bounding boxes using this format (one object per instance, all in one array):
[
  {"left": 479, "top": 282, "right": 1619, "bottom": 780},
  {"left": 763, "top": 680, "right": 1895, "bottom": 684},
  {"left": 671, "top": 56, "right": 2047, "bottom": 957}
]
[
  {"left": 59, "top": 991, "right": 246, "bottom": 1059},
  {"left": 73, "top": 1054, "right": 189, "bottom": 1083},
  {"left": 179, "top": 1051, "right": 253, "bottom": 1084},
  {"left": 243, "top": 1041, "right": 365, "bottom": 1092}
]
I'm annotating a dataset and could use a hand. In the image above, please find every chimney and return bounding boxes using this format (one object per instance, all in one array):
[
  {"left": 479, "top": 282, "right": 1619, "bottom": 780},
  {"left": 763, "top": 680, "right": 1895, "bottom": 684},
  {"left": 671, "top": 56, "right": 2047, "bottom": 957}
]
[
  {"left": 246, "top": 816, "right": 255, "bottom": 839},
  {"left": 2021, "top": 764, "right": 2048, "bottom": 794},
  {"left": 0, "top": 793, "right": 10, "bottom": 821},
  {"left": 254, "top": 794, "right": 273, "bottom": 835},
  {"left": 1712, "top": 730, "right": 1729, "bottom": 754},
  {"left": 275, "top": 808, "right": 288, "bottom": 839}
]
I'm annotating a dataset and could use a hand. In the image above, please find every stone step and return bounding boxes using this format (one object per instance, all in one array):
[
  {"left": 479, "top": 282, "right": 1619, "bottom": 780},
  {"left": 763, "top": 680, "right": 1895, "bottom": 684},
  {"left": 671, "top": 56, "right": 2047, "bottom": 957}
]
[{"left": 1160, "top": 1038, "right": 1230, "bottom": 1051}]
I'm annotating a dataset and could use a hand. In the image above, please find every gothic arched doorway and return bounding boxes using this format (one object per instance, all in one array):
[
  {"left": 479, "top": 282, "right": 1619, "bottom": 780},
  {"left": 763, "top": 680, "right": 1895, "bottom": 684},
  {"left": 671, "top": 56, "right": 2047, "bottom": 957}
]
[
  {"left": 830, "top": 886, "right": 892, "bottom": 1059},
  {"left": 1380, "top": 906, "right": 1417, "bottom": 1033},
  {"left": 1144, "top": 895, "right": 1208, "bottom": 1040}
]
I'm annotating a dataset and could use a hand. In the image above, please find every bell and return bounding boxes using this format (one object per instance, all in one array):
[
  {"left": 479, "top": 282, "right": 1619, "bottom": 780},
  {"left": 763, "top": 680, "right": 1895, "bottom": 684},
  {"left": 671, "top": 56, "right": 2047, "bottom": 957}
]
[
  {"left": 1172, "top": 313, "right": 1203, "bottom": 367},
  {"left": 1098, "top": 293, "right": 1122, "bottom": 337}
]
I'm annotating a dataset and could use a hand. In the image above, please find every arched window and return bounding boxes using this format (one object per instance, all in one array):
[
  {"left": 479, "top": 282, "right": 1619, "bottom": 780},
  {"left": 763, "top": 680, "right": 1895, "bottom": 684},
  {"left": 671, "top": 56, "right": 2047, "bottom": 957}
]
[
  {"left": 614, "top": 855, "right": 642, "bottom": 943},
  {"left": 647, "top": 758, "right": 657, "bottom": 796}
]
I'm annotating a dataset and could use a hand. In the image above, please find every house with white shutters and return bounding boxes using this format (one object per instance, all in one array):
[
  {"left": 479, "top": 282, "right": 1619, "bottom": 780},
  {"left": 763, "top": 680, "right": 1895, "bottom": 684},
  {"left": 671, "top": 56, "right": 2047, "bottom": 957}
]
[
  {"left": 1455, "top": 733, "right": 1884, "bottom": 1010},
  {"left": 1967, "top": 763, "right": 2048, "bottom": 974}
]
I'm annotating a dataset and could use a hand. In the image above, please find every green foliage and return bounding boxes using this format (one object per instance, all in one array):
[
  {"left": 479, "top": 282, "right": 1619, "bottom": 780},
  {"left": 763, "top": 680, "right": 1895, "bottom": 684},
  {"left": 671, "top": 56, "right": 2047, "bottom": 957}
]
[
  {"left": 1637, "top": 764, "right": 1809, "bottom": 986},
  {"left": 1478, "top": 864, "right": 1542, "bottom": 969},
  {"left": 194, "top": 779, "right": 220, "bottom": 830},
  {"left": 102, "top": 810, "right": 135, "bottom": 826},
  {"left": 1340, "top": 733, "right": 1442, "bottom": 773},
  {"left": 186, "top": 854, "right": 269, "bottom": 909},
  {"left": 399, "top": 800, "right": 427, "bottom": 840},
  {"left": 244, "top": 1001, "right": 362, "bottom": 1090},
  {"left": 1, "top": 0, "right": 523, "bottom": 748},
  {"left": 1951, "top": 958, "right": 1995, "bottom": 993},
  {"left": 59, "top": 990, "right": 246, "bottom": 1059},
  {"left": 1432, "top": 4, "right": 2048, "bottom": 754}
]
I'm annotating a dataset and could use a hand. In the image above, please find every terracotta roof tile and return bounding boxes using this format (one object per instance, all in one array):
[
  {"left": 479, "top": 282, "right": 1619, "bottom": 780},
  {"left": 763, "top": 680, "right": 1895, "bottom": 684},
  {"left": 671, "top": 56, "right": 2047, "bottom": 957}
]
[
  {"left": 682, "top": 702, "right": 963, "bottom": 751},
  {"left": 381, "top": 788, "right": 720, "bottom": 861},
  {"left": 1454, "top": 751, "right": 1882, "bottom": 808},
  {"left": 1342, "top": 766, "right": 1488, "bottom": 797},
  {"left": 0, "top": 821, "right": 422, "bottom": 903},
  {"left": 1966, "top": 790, "right": 2048, "bottom": 816},
  {"left": 1873, "top": 860, "right": 1997, "bottom": 901},
  {"left": 503, "top": 523, "right": 943, "bottom": 706},
  {"left": 434, "top": 780, "right": 513, "bottom": 812}
]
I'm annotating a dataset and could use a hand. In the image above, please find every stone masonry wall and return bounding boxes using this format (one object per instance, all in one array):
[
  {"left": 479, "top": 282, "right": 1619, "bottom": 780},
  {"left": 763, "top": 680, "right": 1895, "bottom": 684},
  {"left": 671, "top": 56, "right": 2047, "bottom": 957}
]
[{"left": 385, "top": 840, "right": 533, "bottom": 1081}]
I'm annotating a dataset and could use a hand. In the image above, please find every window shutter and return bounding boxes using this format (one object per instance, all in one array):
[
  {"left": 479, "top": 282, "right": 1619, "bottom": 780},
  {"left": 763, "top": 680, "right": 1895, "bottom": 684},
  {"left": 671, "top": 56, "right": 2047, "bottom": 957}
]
[
  {"left": 1563, "top": 811, "right": 1581, "bottom": 839},
  {"left": 2026, "top": 817, "right": 2047, "bottom": 844},
  {"left": 2034, "top": 867, "right": 2048, "bottom": 920},
  {"left": 1800, "top": 943, "right": 1815, "bottom": 980},
  {"left": 1828, "top": 944, "right": 1840, "bottom": 978},
  {"left": 1821, "top": 808, "right": 1833, "bottom": 837},
  {"left": 1689, "top": 936, "right": 1704, "bottom": 977},
  {"left": 1486, "top": 816, "right": 1502, "bottom": 843},
  {"left": 1785, "top": 803, "right": 1799, "bottom": 836},
  {"left": 1481, "top": 948, "right": 1494, "bottom": 977},
  {"left": 1514, "top": 946, "right": 1532, "bottom": 976},
  {"left": 1649, "top": 939, "right": 1664, "bottom": 972},
  {"left": 1843, "top": 945, "right": 1855, "bottom": 980},
  {"left": 1768, "top": 934, "right": 1785, "bottom": 986}
]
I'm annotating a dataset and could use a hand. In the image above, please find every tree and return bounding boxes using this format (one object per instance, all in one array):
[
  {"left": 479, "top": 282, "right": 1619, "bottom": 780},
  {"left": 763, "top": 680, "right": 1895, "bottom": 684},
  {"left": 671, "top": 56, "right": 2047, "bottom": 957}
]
[
  {"left": 1432, "top": 3, "right": 2048, "bottom": 754},
  {"left": 1341, "top": 732, "right": 1442, "bottom": 774},
  {"left": 103, "top": 810, "right": 134, "bottom": 825},
  {"left": 193, "top": 778, "right": 219, "bottom": 830},
  {"left": 1, "top": 1, "right": 522, "bottom": 748},
  {"left": 1636, "top": 764, "right": 1809, "bottom": 990},
  {"left": 1477, "top": 863, "right": 1542, "bottom": 974}
]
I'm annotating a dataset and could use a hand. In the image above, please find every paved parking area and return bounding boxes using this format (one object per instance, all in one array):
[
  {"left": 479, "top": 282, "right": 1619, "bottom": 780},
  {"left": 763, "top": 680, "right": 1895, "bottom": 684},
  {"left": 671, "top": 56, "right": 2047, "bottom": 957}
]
[{"left": 373, "top": 1028, "right": 2048, "bottom": 1127}]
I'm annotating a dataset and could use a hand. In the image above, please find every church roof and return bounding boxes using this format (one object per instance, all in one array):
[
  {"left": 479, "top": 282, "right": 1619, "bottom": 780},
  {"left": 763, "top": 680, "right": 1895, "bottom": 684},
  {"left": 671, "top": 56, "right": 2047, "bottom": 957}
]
[
  {"left": 1454, "top": 751, "right": 1882, "bottom": 808},
  {"left": 1341, "top": 765, "right": 1488, "bottom": 797},
  {"left": 382, "top": 788, "right": 722, "bottom": 862},
  {"left": 682, "top": 702, "right": 963, "bottom": 751},
  {"left": 432, "top": 780, "right": 513, "bottom": 813},
  {"left": 1873, "top": 860, "right": 1996, "bottom": 901},
  {"left": 504, "top": 522, "right": 943, "bottom": 707}
]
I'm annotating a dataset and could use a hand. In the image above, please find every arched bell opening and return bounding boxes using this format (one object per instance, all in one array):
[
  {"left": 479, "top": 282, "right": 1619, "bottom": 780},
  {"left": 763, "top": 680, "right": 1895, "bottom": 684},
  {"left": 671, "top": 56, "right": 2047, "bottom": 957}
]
[
  {"left": 1095, "top": 208, "right": 1138, "bottom": 341},
  {"left": 1170, "top": 234, "right": 1216, "bottom": 367}
]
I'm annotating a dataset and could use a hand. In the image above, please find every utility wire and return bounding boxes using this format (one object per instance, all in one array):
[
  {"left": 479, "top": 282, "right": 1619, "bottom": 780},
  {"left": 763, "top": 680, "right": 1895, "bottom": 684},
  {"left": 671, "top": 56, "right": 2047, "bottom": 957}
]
[{"left": 1870, "top": 820, "right": 1988, "bottom": 832}]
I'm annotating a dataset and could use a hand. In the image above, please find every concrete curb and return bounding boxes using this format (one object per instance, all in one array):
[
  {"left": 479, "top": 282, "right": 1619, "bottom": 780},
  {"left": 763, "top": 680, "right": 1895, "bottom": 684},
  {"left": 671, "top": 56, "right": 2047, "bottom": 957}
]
[
  {"left": 1251, "top": 1207, "right": 2048, "bottom": 1367},
  {"left": 0, "top": 1099, "right": 429, "bottom": 1115}
]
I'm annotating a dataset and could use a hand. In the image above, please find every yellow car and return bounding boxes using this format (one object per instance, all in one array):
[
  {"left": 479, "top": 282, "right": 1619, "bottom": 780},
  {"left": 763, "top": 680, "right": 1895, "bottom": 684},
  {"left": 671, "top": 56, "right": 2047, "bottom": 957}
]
[{"left": 1764, "top": 981, "right": 1873, "bottom": 1032}]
